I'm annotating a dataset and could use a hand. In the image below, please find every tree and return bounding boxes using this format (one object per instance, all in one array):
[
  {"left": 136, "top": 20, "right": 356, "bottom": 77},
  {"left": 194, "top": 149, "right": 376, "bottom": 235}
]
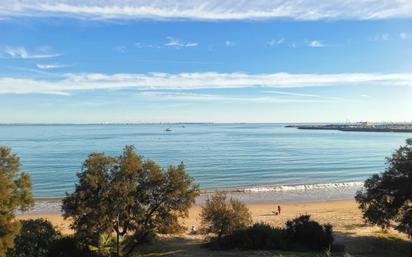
[
  {"left": 355, "top": 138, "right": 412, "bottom": 237},
  {"left": 7, "top": 219, "right": 59, "bottom": 257},
  {"left": 0, "top": 146, "right": 34, "bottom": 257},
  {"left": 62, "top": 146, "right": 199, "bottom": 256},
  {"left": 62, "top": 153, "right": 114, "bottom": 247},
  {"left": 200, "top": 192, "right": 252, "bottom": 239}
]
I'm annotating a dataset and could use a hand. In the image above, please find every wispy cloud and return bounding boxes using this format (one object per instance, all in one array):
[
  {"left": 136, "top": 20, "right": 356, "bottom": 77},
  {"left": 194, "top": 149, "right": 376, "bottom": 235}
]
[
  {"left": 267, "top": 37, "right": 285, "bottom": 47},
  {"left": 306, "top": 40, "right": 326, "bottom": 48},
  {"left": 36, "top": 63, "right": 69, "bottom": 69},
  {"left": 115, "top": 45, "right": 127, "bottom": 53},
  {"left": 369, "top": 33, "right": 391, "bottom": 41},
  {"left": 164, "top": 37, "right": 198, "bottom": 48},
  {"left": 1, "top": 1, "right": 411, "bottom": 20},
  {"left": 2, "top": 47, "right": 60, "bottom": 59},
  {"left": 137, "top": 91, "right": 339, "bottom": 103},
  {"left": 1, "top": 72, "right": 412, "bottom": 95},
  {"left": 400, "top": 32, "right": 412, "bottom": 40},
  {"left": 225, "top": 40, "right": 234, "bottom": 47},
  {"left": 264, "top": 90, "right": 345, "bottom": 101}
]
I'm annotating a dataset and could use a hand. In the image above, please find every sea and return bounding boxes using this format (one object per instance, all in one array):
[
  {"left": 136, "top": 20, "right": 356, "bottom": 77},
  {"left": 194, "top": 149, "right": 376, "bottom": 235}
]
[{"left": 1, "top": 123, "right": 410, "bottom": 213}]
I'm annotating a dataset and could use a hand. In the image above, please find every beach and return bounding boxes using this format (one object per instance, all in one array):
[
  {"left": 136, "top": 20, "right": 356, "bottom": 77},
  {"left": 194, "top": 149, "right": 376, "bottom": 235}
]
[
  {"left": 18, "top": 198, "right": 412, "bottom": 257},
  {"left": 17, "top": 199, "right": 369, "bottom": 234}
]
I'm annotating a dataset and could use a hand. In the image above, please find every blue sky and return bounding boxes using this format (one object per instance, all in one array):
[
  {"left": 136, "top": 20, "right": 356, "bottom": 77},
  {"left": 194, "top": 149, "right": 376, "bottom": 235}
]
[{"left": 1, "top": 1, "right": 412, "bottom": 123}]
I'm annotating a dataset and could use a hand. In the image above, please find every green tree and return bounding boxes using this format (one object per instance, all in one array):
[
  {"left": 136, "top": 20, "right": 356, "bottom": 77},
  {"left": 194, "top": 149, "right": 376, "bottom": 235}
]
[
  {"left": 8, "top": 219, "right": 59, "bottom": 257},
  {"left": 355, "top": 138, "right": 412, "bottom": 237},
  {"left": 62, "top": 153, "right": 114, "bottom": 247},
  {"left": 0, "top": 146, "right": 34, "bottom": 257},
  {"left": 62, "top": 146, "right": 199, "bottom": 256},
  {"left": 200, "top": 192, "right": 252, "bottom": 239}
]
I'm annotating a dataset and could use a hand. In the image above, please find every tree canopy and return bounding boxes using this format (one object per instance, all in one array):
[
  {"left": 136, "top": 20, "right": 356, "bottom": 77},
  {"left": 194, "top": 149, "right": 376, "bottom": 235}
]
[
  {"left": 0, "top": 146, "right": 33, "bottom": 257},
  {"left": 355, "top": 138, "right": 412, "bottom": 237},
  {"left": 62, "top": 145, "right": 199, "bottom": 256},
  {"left": 8, "top": 219, "right": 59, "bottom": 257},
  {"left": 200, "top": 192, "right": 252, "bottom": 239}
]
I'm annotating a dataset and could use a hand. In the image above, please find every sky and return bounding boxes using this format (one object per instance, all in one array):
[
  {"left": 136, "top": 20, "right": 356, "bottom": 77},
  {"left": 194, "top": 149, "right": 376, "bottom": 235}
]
[{"left": 1, "top": 0, "right": 412, "bottom": 123}]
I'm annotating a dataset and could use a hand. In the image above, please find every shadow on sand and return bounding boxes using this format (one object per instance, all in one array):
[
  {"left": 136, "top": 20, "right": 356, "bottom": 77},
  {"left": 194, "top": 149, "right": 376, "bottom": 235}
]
[{"left": 132, "top": 231, "right": 411, "bottom": 257}]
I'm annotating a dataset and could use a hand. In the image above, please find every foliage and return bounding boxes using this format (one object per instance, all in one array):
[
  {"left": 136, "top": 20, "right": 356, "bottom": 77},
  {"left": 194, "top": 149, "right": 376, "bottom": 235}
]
[
  {"left": 208, "top": 223, "right": 287, "bottom": 250},
  {"left": 88, "top": 233, "right": 115, "bottom": 256},
  {"left": 207, "top": 216, "right": 333, "bottom": 252},
  {"left": 0, "top": 146, "right": 34, "bottom": 257},
  {"left": 62, "top": 145, "right": 200, "bottom": 256},
  {"left": 200, "top": 192, "right": 252, "bottom": 239},
  {"left": 46, "top": 236, "right": 104, "bottom": 257},
  {"left": 7, "top": 219, "right": 59, "bottom": 257},
  {"left": 285, "top": 215, "right": 333, "bottom": 251},
  {"left": 355, "top": 138, "right": 412, "bottom": 237}
]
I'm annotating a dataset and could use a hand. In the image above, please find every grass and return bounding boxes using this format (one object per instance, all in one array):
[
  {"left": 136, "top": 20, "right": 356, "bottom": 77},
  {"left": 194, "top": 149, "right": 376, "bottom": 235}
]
[{"left": 335, "top": 229, "right": 411, "bottom": 257}]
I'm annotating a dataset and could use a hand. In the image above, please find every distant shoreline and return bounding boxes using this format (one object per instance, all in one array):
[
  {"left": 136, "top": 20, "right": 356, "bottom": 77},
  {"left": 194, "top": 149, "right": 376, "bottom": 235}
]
[
  {"left": 2, "top": 121, "right": 412, "bottom": 126},
  {"left": 287, "top": 123, "right": 412, "bottom": 133}
]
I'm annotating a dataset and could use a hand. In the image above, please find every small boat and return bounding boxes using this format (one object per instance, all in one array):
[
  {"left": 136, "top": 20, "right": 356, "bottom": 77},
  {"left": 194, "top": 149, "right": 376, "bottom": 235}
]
[{"left": 165, "top": 128, "right": 172, "bottom": 132}]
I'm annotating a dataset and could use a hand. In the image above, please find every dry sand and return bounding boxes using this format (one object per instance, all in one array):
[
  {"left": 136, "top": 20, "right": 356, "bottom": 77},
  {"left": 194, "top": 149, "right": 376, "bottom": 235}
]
[{"left": 18, "top": 199, "right": 364, "bottom": 235}]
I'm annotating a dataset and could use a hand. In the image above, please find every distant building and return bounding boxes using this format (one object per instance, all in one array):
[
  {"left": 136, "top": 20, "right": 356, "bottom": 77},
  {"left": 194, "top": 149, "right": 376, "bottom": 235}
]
[{"left": 358, "top": 122, "right": 368, "bottom": 127}]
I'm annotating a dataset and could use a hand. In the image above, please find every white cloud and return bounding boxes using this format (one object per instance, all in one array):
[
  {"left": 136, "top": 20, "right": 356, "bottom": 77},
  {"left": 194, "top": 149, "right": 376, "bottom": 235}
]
[
  {"left": 137, "top": 91, "right": 338, "bottom": 103},
  {"left": 164, "top": 37, "right": 198, "bottom": 48},
  {"left": 115, "top": 45, "right": 127, "bottom": 53},
  {"left": 3, "top": 47, "right": 60, "bottom": 59},
  {"left": 268, "top": 37, "right": 285, "bottom": 46},
  {"left": 36, "top": 63, "right": 69, "bottom": 69},
  {"left": 400, "top": 32, "right": 412, "bottom": 39},
  {"left": 135, "top": 42, "right": 150, "bottom": 48},
  {"left": 0, "top": 1, "right": 411, "bottom": 20},
  {"left": 306, "top": 40, "right": 326, "bottom": 48},
  {"left": 370, "top": 33, "right": 391, "bottom": 41},
  {"left": 225, "top": 40, "right": 234, "bottom": 47},
  {"left": 185, "top": 42, "right": 198, "bottom": 47},
  {"left": 1, "top": 72, "right": 412, "bottom": 95}
]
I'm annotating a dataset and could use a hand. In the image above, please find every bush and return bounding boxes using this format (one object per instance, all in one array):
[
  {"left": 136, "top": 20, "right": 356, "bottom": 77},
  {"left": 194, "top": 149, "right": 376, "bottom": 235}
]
[
  {"left": 200, "top": 192, "right": 252, "bottom": 239},
  {"left": 7, "top": 219, "right": 59, "bottom": 257},
  {"left": 46, "top": 236, "right": 105, "bottom": 257},
  {"left": 209, "top": 223, "right": 288, "bottom": 250},
  {"left": 205, "top": 215, "right": 333, "bottom": 252},
  {"left": 285, "top": 215, "right": 333, "bottom": 251}
]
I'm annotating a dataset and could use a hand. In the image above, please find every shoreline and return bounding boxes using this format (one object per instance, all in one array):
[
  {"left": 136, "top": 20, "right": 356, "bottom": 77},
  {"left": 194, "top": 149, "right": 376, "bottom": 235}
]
[
  {"left": 287, "top": 124, "right": 412, "bottom": 133},
  {"left": 30, "top": 181, "right": 364, "bottom": 200},
  {"left": 17, "top": 199, "right": 366, "bottom": 235},
  {"left": 23, "top": 181, "right": 363, "bottom": 215}
]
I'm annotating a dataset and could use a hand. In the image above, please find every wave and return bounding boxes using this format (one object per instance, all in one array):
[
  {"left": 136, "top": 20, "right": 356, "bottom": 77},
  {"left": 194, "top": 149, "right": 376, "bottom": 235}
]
[{"left": 202, "top": 181, "right": 364, "bottom": 194}]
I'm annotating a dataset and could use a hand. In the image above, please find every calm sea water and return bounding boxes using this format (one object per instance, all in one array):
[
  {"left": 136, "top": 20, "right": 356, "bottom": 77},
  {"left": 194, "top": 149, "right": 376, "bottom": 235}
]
[{"left": 1, "top": 124, "right": 410, "bottom": 199}]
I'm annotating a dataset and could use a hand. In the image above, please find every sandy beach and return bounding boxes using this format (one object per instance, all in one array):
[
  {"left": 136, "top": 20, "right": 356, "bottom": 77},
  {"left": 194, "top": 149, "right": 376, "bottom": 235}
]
[
  {"left": 16, "top": 198, "right": 411, "bottom": 257},
  {"left": 18, "top": 199, "right": 365, "bottom": 235}
]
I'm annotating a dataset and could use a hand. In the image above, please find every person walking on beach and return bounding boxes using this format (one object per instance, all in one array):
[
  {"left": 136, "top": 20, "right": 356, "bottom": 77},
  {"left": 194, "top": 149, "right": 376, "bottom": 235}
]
[{"left": 277, "top": 205, "right": 281, "bottom": 215}]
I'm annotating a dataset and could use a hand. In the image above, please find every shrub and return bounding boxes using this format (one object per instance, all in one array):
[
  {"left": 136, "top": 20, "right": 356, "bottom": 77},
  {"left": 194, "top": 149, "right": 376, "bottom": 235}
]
[
  {"left": 285, "top": 215, "right": 333, "bottom": 251},
  {"left": 7, "top": 219, "right": 59, "bottom": 257},
  {"left": 209, "top": 223, "right": 287, "bottom": 250},
  {"left": 46, "top": 236, "right": 104, "bottom": 257},
  {"left": 205, "top": 215, "right": 334, "bottom": 252},
  {"left": 200, "top": 192, "right": 252, "bottom": 239}
]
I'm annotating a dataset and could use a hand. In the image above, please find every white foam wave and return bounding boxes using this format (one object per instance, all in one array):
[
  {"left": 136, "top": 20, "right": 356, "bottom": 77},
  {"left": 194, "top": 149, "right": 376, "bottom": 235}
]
[{"left": 240, "top": 182, "right": 364, "bottom": 193}]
